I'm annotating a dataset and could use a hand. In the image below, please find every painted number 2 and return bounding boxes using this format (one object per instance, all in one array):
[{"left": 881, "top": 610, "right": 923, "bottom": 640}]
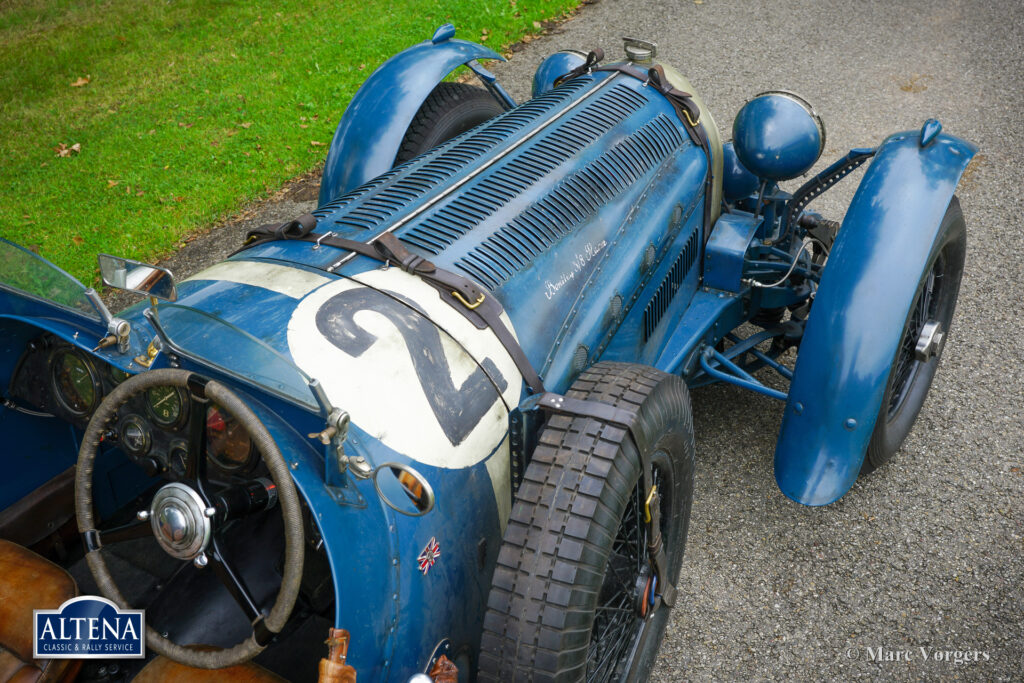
[{"left": 316, "top": 288, "right": 507, "bottom": 446}]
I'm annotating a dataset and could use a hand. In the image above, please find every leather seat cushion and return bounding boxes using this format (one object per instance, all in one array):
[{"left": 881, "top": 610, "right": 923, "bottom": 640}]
[
  {"left": 0, "top": 539, "right": 79, "bottom": 682},
  {"left": 132, "top": 655, "right": 287, "bottom": 682}
]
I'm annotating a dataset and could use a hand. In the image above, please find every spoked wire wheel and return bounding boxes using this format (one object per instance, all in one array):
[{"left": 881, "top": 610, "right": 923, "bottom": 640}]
[
  {"left": 479, "top": 363, "right": 695, "bottom": 682},
  {"left": 863, "top": 196, "right": 967, "bottom": 472},
  {"left": 588, "top": 463, "right": 671, "bottom": 682}
]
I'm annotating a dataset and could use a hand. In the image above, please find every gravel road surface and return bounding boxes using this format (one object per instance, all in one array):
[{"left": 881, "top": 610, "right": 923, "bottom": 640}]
[{"left": 146, "top": 0, "right": 1024, "bottom": 679}]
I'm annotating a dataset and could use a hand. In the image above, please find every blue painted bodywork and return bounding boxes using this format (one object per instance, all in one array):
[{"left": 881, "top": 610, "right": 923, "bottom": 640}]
[
  {"left": 318, "top": 25, "right": 507, "bottom": 205},
  {"left": 531, "top": 50, "right": 586, "bottom": 97},
  {"left": 704, "top": 213, "right": 759, "bottom": 292},
  {"left": 721, "top": 141, "right": 759, "bottom": 200},
  {"left": 774, "top": 130, "right": 977, "bottom": 505},
  {"left": 0, "top": 25, "right": 978, "bottom": 681}
]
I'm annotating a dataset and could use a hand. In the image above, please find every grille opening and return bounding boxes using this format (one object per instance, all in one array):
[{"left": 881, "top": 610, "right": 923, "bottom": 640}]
[
  {"left": 454, "top": 114, "right": 685, "bottom": 290},
  {"left": 401, "top": 83, "right": 657, "bottom": 258},
  {"left": 315, "top": 78, "right": 591, "bottom": 226},
  {"left": 642, "top": 227, "right": 700, "bottom": 343}
]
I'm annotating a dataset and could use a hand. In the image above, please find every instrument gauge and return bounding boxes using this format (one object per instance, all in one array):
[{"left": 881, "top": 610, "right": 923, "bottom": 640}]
[
  {"left": 120, "top": 416, "right": 152, "bottom": 456},
  {"left": 146, "top": 386, "right": 187, "bottom": 428},
  {"left": 168, "top": 440, "right": 189, "bottom": 479},
  {"left": 108, "top": 366, "right": 131, "bottom": 385},
  {"left": 206, "top": 405, "right": 254, "bottom": 471},
  {"left": 51, "top": 349, "right": 100, "bottom": 417}
]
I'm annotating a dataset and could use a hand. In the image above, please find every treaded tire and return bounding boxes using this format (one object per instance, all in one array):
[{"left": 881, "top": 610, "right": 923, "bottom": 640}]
[
  {"left": 393, "top": 82, "right": 504, "bottom": 164},
  {"left": 862, "top": 196, "right": 967, "bottom": 473},
  {"left": 479, "top": 362, "right": 695, "bottom": 682}
]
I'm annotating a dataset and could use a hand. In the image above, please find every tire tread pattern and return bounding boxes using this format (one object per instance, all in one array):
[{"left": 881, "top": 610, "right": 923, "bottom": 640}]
[
  {"left": 479, "top": 362, "right": 694, "bottom": 682},
  {"left": 395, "top": 82, "right": 503, "bottom": 164}
]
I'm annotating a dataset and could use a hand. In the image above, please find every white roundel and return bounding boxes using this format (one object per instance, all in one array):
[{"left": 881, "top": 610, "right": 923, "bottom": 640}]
[{"left": 286, "top": 268, "right": 522, "bottom": 471}]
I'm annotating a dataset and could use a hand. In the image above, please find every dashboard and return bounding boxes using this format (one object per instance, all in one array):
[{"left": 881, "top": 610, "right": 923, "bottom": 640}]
[{"left": 8, "top": 334, "right": 263, "bottom": 481}]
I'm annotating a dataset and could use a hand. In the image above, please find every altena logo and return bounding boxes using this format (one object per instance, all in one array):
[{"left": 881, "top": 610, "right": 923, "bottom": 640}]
[{"left": 33, "top": 596, "right": 145, "bottom": 659}]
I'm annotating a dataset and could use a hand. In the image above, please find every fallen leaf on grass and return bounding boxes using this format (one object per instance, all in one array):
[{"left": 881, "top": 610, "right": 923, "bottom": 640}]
[
  {"left": 54, "top": 142, "right": 81, "bottom": 157},
  {"left": 70, "top": 75, "right": 90, "bottom": 87},
  {"left": 71, "top": 236, "right": 85, "bottom": 246},
  {"left": 310, "top": 140, "right": 324, "bottom": 146},
  {"left": 240, "top": 122, "right": 253, "bottom": 129},
  {"left": 533, "top": 21, "right": 542, "bottom": 29},
  {"left": 107, "top": 179, "right": 119, "bottom": 187}
]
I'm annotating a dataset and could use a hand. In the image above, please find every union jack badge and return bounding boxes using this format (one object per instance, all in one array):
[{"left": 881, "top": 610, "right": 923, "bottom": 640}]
[{"left": 417, "top": 537, "right": 441, "bottom": 575}]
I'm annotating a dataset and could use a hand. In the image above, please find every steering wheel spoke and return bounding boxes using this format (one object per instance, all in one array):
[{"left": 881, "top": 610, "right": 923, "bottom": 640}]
[
  {"left": 207, "top": 536, "right": 263, "bottom": 623},
  {"left": 184, "top": 385, "right": 210, "bottom": 486},
  {"left": 97, "top": 518, "right": 153, "bottom": 545}
]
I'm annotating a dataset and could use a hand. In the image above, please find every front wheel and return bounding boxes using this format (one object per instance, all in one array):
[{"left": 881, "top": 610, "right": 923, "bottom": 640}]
[
  {"left": 862, "top": 196, "right": 967, "bottom": 472},
  {"left": 479, "top": 362, "right": 695, "bottom": 682}
]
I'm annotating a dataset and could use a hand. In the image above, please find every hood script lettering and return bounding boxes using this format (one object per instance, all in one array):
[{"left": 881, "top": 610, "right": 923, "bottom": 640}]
[{"left": 544, "top": 241, "right": 607, "bottom": 300}]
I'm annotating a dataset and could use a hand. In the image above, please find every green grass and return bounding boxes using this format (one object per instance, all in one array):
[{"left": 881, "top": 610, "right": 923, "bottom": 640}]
[{"left": 0, "top": 0, "right": 579, "bottom": 285}]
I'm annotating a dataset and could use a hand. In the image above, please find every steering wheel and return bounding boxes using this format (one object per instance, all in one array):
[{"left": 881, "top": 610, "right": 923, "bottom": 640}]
[{"left": 75, "top": 368, "right": 304, "bottom": 669}]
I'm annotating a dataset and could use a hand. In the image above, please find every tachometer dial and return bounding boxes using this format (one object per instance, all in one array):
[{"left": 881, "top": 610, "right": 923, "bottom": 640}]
[
  {"left": 120, "top": 415, "right": 151, "bottom": 456},
  {"left": 51, "top": 349, "right": 99, "bottom": 416},
  {"left": 206, "top": 405, "right": 253, "bottom": 471},
  {"left": 146, "top": 385, "right": 186, "bottom": 428}
]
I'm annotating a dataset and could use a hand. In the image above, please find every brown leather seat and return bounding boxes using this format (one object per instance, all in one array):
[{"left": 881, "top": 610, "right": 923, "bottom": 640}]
[
  {"left": 132, "top": 655, "right": 286, "bottom": 682},
  {"left": 0, "top": 539, "right": 79, "bottom": 683}
]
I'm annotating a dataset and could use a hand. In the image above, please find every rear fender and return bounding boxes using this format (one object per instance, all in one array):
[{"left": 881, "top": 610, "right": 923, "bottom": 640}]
[
  {"left": 318, "top": 24, "right": 507, "bottom": 205},
  {"left": 774, "top": 126, "right": 976, "bottom": 506}
]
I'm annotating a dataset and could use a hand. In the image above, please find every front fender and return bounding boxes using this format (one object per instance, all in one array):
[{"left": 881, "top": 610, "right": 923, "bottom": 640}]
[
  {"left": 318, "top": 25, "right": 505, "bottom": 206},
  {"left": 774, "top": 127, "right": 976, "bottom": 506}
]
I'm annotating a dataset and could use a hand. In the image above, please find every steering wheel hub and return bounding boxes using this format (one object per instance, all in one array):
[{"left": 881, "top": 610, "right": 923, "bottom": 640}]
[{"left": 149, "top": 482, "right": 212, "bottom": 559}]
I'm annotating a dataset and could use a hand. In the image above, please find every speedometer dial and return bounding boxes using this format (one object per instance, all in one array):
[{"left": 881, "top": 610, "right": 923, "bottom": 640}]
[
  {"left": 146, "top": 386, "right": 186, "bottom": 428},
  {"left": 51, "top": 349, "right": 99, "bottom": 416}
]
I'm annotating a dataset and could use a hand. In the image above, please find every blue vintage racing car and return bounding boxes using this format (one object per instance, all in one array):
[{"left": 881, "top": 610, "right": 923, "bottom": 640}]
[{"left": 0, "top": 25, "right": 974, "bottom": 683}]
